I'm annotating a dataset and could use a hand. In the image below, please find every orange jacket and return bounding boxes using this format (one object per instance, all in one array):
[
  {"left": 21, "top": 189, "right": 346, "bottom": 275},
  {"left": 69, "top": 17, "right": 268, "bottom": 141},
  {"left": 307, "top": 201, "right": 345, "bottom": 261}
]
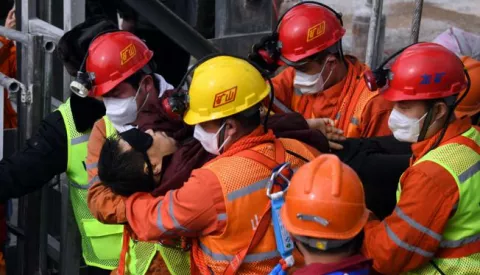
[
  {"left": 362, "top": 117, "right": 478, "bottom": 274},
  {"left": 86, "top": 118, "right": 168, "bottom": 274},
  {"left": 125, "top": 127, "right": 319, "bottom": 274},
  {"left": 0, "top": 36, "right": 17, "bottom": 129},
  {"left": 270, "top": 56, "right": 392, "bottom": 138}
]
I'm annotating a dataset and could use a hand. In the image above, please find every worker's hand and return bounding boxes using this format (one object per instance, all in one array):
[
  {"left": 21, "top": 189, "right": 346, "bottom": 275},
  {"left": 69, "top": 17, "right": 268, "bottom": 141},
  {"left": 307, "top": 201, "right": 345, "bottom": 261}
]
[
  {"left": 306, "top": 118, "right": 346, "bottom": 150},
  {"left": 5, "top": 8, "right": 16, "bottom": 29},
  {"left": 145, "top": 130, "right": 177, "bottom": 174}
]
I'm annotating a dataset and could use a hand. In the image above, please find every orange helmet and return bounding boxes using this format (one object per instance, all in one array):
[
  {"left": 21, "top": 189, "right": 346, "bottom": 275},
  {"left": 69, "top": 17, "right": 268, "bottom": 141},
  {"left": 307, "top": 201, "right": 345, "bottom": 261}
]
[
  {"left": 86, "top": 31, "right": 154, "bottom": 97},
  {"left": 281, "top": 154, "right": 368, "bottom": 243},
  {"left": 456, "top": 56, "right": 480, "bottom": 118}
]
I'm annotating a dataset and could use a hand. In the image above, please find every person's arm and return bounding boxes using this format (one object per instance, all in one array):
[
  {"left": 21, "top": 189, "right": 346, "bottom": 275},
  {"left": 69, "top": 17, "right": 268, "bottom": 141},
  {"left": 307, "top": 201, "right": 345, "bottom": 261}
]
[
  {"left": 362, "top": 162, "right": 459, "bottom": 274},
  {"left": 360, "top": 95, "right": 393, "bottom": 138},
  {"left": 0, "top": 111, "right": 67, "bottom": 201},
  {"left": 86, "top": 119, "right": 127, "bottom": 224},
  {"left": 126, "top": 168, "right": 225, "bottom": 241}
]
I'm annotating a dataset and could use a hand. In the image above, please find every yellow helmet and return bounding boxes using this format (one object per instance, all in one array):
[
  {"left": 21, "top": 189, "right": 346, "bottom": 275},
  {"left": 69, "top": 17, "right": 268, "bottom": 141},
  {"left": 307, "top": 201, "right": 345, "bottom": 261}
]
[{"left": 183, "top": 56, "right": 271, "bottom": 125}]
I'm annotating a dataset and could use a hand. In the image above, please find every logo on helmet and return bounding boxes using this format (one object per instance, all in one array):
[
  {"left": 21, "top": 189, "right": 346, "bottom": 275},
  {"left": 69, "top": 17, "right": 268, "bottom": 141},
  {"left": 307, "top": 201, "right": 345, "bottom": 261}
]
[
  {"left": 307, "top": 22, "right": 326, "bottom": 42},
  {"left": 213, "top": 86, "right": 237, "bottom": 108},
  {"left": 120, "top": 43, "right": 137, "bottom": 65}
]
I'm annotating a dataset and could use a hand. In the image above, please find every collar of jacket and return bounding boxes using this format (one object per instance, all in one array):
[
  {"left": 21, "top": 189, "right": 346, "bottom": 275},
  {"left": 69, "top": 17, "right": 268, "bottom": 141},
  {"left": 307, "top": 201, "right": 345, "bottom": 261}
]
[
  {"left": 214, "top": 126, "right": 277, "bottom": 160},
  {"left": 411, "top": 116, "right": 473, "bottom": 163}
]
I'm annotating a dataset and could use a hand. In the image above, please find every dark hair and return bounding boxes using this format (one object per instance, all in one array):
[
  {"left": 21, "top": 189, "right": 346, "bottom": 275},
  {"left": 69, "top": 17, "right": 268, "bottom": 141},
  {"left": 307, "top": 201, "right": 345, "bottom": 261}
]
[
  {"left": 98, "top": 136, "right": 154, "bottom": 196},
  {"left": 230, "top": 104, "right": 262, "bottom": 133},
  {"left": 57, "top": 17, "right": 118, "bottom": 76},
  {"left": 301, "top": 231, "right": 365, "bottom": 255}
]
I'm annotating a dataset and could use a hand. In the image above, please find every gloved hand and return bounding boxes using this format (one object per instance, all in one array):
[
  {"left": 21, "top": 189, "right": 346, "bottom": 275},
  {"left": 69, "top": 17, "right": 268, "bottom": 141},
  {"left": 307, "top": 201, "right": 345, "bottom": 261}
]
[{"left": 248, "top": 34, "right": 281, "bottom": 75}]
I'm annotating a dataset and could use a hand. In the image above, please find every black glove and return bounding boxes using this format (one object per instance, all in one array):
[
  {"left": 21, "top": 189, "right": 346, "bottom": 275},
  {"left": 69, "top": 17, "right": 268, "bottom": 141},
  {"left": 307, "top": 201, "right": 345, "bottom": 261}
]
[{"left": 248, "top": 33, "right": 281, "bottom": 75}]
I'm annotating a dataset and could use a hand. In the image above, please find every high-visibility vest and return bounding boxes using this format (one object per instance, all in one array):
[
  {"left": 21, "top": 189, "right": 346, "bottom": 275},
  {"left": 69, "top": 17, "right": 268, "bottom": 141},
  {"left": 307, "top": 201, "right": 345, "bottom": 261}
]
[
  {"left": 194, "top": 138, "right": 317, "bottom": 274},
  {"left": 290, "top": 59, "right": 378, "bottom": 138},
  {"left": 102, "top": 116, "right": 190, "bottom": 275},
  {"left": 396, "top": 126, "right": 480, "bottom": 274},
  {"left": 58, "top": 100, "right": 123, "bottom": 270}
]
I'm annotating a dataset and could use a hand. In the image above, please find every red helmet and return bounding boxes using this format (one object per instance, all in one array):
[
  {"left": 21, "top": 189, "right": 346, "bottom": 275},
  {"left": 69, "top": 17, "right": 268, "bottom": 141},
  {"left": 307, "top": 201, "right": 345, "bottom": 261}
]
[
  {"left": 86, "top": 31, "right": 154, "bottom": 97},
  {"left": 278, "top": 3, "right": 345, "bottom": 63},
  {"left": 382, "top": 43, "right": 467, "bottom": 102}
]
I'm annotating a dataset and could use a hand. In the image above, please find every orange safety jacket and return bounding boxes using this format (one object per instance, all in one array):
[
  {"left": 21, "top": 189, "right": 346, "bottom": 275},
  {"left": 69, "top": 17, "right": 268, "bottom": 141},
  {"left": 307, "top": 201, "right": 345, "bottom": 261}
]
[
  {"left": 0, "top": 36, "right": 17, "bottom": 129},
  {"left": 193, "top": 138, "right": 317, "bottom": 274},
  {"left": 126, "top": 128, "right": 320, "bottom": 275},
  {"left": 270, "top": 56, "right": 393, "bottom": 138}
]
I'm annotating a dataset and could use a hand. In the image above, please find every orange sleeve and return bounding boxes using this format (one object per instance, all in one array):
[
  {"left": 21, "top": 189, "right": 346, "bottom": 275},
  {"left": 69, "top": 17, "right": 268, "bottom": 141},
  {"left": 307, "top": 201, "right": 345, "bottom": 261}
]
[
  {"left": 362, "top": 161, "right": 459, "bottom": 274},
  {"left": 126, "top": 168, "right": 226, "bottom": 241},
  {"left": 266, "top": 67, "right": 295, "bottom": 113},
  {"left": 360, "top": 94, "right": 393, "bottom": 138},
  {"left": 86, "top": 119, "right": 128, "bottom": 224}
]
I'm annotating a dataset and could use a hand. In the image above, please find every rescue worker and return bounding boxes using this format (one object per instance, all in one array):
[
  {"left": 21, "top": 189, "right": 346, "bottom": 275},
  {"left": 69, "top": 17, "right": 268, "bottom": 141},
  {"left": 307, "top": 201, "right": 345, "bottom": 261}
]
[
  {"left": 249, "top": 2, "right": 393, "bottom": 138},
  {"left": 362, "top": 43, "right": 480, "bottom": 274},
  {"left": 280, "top": 154, "right": 372, "bottom": 274},
  {"left": 0, "top": 6, "right": 17, "bottom": 272},
  {"left": 0, "top": 18, "right": 120, "bottom": 275},
  {"left": 123, "top": 55, "right": 321, "bottom": 274},
  {"left": 456, "top": 56, "right": 480, "bottom": 125},
  {"left": 83, "top": 31, "right": 190, "bottom": 275}
]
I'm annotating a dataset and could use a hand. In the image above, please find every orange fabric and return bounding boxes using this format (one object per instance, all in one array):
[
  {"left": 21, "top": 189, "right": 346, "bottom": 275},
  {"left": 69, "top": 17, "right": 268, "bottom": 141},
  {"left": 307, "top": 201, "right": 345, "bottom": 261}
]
[
  {"left": 362, "top": 117, "right": 475, "bottom": 275},
  {"left": 0, "top": 36, "right": 17, "bottom": 129},
  {"left": 271, "top": 56, "right": 393, "bottom": 138},
  {"left": 126, "top": 127, "right": 319, "bottom": 274},
  {"left": 86, "top": 118, "right": 166, "bottom": 274}
]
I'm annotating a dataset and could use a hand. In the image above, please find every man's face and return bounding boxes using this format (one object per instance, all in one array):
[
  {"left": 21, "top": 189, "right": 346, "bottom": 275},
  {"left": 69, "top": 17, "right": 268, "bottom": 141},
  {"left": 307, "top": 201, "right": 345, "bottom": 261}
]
[
  {"left": 104, "top": 81, "right": 148, "bottom": 111},
  {"left": 394, "top": 100, "right": 429, "bottom": 121}
]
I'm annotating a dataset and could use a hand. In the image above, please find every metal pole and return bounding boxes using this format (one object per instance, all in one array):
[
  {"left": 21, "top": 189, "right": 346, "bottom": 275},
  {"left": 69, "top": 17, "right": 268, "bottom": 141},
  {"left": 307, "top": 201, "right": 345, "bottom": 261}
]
[
  {"left": 0, "top": 26, "right": 30, "bottom": 44},
  {"left": 365, "top": 0, "right": 383, "bottom": 68},
  {"left": 0, "top": 73, "right": 21, "bottom": 94},
  {"left": 123, "top": 0, "right": 219, "bottom": 59},
  {"left": 63, "top": 0, "right": 85, "bottom": 101},
  {"left": 410, "top": 0, "right": 424, "bottom": 44}
]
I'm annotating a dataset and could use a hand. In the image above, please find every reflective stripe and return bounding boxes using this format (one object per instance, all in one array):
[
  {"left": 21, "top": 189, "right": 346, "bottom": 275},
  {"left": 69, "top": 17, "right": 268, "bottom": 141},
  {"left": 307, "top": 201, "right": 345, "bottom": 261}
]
[
  {"left": 350, "top": 117, "right": 360, "bottom": 126},
  {"left": 384, "top": 222, "right": 434, "bottom": 258},
  {"left": 440, "top": 232, "right": 480, "bottom": 248},
  {"left": 86, "top": 162, "right": 98, "bottom": 170},
  {"left": 199, "top": 241, "right": 279, "bottom": 263},
  {"left": 69, "top": 180, "right": 90, "bottom": 190},
  {"left": 269, "top": 93, "right": 292, "bottom": 113},
  {"left": 168, "top": 191, "right": 190, "bottom": 232},
  {"left": 88, "top": 175, "right": 99, "bottom": 187},
  {"left": 217, "top": 213, "right": 227, "bottom": 221},
  {"left": 71, "top": 134, "right": 91, "bottom": 145},
  {"left": 395, "top": 206, "right": 442, "bottom": 241},
  {"left": 227, "top": 178, "right": 269, "bottom": 201},
  {"left": 458, "top": 161, "right": 480, "bottom": 183},
  {"left": 156, "top": 200, "right": 167, "bottom": 233}
]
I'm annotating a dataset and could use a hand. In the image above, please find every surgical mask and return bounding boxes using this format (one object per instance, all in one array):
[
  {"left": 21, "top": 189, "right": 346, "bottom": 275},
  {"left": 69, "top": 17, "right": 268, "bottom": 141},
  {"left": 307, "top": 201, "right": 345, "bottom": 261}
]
[
  {"left": 104, "top": 83, "right": 149, "bottom": 133},
  {"left": 193, "top": 123, "right": 231, "bottom": 155},
  {"left": 388, "top": 109, "right": 429, "bottom": 143},
  {"left": 293, "top": 61, "right": 333, "bottom": 95}
]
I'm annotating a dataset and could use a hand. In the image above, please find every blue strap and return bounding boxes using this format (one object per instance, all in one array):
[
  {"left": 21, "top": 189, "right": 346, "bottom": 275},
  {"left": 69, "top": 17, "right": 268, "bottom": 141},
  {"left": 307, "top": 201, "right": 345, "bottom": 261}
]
[
  {"left": 327, "top": 268, "right": 370, "bottom": 275},
  {"left": 271, "top": 195, "right": 294, "bottom": 259},
  {"left": 268, "top": 263, "right": 288, "bottom": 275}
]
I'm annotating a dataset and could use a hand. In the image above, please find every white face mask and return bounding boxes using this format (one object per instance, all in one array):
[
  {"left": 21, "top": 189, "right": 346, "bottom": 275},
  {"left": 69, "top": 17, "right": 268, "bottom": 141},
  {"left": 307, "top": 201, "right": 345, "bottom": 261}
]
[
  {"left": 388, "top": 109, "right": 429, "bottom": 143},
  {"left": 104, "top": 82, "right": 149, "bottom": 133},
  {"left": 193, "top": 123, "right": 231, "bottom": 155},
  {"left": 293, "top": 60, "right": 333, "bottom": 95}
]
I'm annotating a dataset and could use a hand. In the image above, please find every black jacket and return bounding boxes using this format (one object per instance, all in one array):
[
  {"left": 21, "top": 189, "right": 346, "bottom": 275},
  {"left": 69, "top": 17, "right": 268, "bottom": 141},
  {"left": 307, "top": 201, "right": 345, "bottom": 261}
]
[
  {"left": 0, "top": 95, "right": 105, "bottom": 202},
  {"left": 336, "top": 136, "right": 412, "bottom": 220}
]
